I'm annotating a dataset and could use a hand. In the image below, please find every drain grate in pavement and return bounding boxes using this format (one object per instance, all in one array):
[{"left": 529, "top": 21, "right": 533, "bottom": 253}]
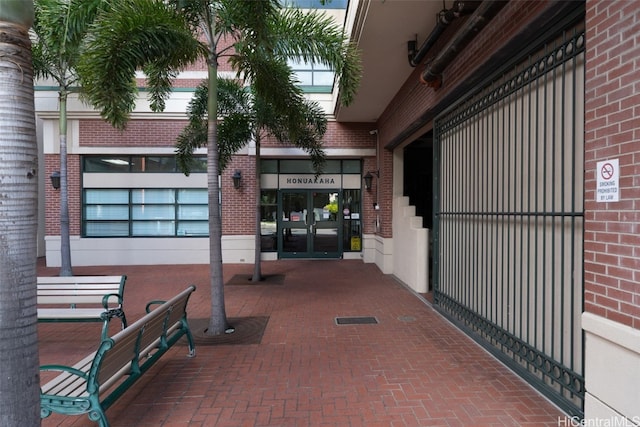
[{"left": 335, "top": 316, "right": 378, "bottom": 325}]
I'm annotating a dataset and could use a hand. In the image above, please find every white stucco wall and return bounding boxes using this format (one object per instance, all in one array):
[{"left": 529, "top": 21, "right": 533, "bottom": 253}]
[
  {"left": 392, "top": 196, "right": 428, "bottom": 293},
  {"left": 362, "top": 233, "right": 393, "bottom": 274},
  {"left": 45, "top": 235, "right": 276, "bottom": 266},
  {"left": 582, "top": 312, "right": 640, "bottom": 426},
  {"left": 45, "top": 236, "right": 210, "bottom": 266}
]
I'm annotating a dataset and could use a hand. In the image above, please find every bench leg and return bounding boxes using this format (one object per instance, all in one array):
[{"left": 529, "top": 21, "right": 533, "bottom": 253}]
[
  {"left": 88, "top": 407, "right": 110, "bottom": 427},
  {"left": 119, "top": 312, "right": 128, "bottom": 329},
  {"left": 100, "top": 310, "right": 128, "bottom": 340},
  {"left": 106, "top": 308, "right": 127, "bottom": 329},
  {"left": 182, "top": 320, "right": 196, "bottom": 358}
]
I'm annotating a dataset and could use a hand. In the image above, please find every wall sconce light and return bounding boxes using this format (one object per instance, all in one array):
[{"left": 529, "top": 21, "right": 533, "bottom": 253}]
[
  {"left": 363, "top": 170, "right": 379, "bottom": 191},
  {"left": 50, "top": 171, "right": 61, "bottom": 189},
  {"left": 407, "top": 38, "right": 417, "bottom": 64},
  {"left": 232, "top": 170, "right": 242, "bottom": 189}
]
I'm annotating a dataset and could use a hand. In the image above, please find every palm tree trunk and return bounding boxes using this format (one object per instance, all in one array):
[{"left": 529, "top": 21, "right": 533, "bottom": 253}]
[
  {"left": 251, "top": 135, "right": 262, "bottom": 282},
  {"left": 206, "top": 57, "right": 231, "bottom": 335},
  {"left": 0, "top": 6, "right": 42, "bottom": 425},
  {"left": 58, "top": 93, "right": 73, "bottom": 276}
]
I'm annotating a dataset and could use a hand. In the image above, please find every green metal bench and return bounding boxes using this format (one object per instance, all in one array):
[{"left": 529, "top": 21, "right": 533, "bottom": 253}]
[
  {"left": 37, "top": 275, "right": 128, "bottom": 330},
  {"left": 39, "top": 285, "right": 197, "bottom": 427}
]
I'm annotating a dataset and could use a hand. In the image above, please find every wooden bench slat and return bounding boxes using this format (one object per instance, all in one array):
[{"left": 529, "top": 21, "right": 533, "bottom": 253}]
[
  {"left": 96, "top": 329, "right": 139, "bottom": 385},
  {"left": 38, "top": 289, "right": 121, "bottom": 295},
  {"left": 38, "top": 276, "right": 125, "bottom": 284},
  {"left": 43, "top": 373, "right": 86, "bottom": 396},
  {"left": 98, "top": 363, "right": 133, "bottom": 394},
  {"left": 37, "top": 276, "right": 121, "bottom": 289},
  {"left": 38, "top": 296, "right": 117, "bottom": 304},
  {"left": 38, "top": 282, "right": 120, "bottom": 290},
  {"left": 41, "top": 353, "right": 95, "bottom": 397},
  {"left": 47, "top": 377, "right": 88, "bottom": 398},
  {"left": 166, "top": 297, "right": 191, "bottom": 330},
  {"left": 38, "top": 308, "right": 109, "bottom": 319},
  {"left": 137, "top": 305, "right": 170, "bottom": 350}
]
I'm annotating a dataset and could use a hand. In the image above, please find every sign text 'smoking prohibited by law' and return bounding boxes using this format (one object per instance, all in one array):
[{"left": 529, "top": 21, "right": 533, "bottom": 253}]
[{"left": 596, "top": 158, "right": 619, "bottom": 202}]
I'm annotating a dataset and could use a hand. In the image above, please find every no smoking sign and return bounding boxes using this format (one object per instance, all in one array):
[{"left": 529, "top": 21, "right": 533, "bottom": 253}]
[{"left": 596, "top": 158, "right": 619, "bottom": 202}]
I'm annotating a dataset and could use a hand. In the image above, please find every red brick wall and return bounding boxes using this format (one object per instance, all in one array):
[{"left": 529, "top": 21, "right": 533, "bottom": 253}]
[
  {"left": 79, "top": 119, "right": 185, "bottom": 147},
  {"left": 260, "top": 121, "right": 374, "bottom": 149},
  {"left": 45, "top": 155, "right": 81, "bottom": 236},
  {"left": 359, "top": 141, "right": 392, "bottom": 238},
  {"left": 222, "top": 155, "right": 256, "bottom": 235},
  {"left": 584, "top": 0, "right": 640, "bottom": 329}
]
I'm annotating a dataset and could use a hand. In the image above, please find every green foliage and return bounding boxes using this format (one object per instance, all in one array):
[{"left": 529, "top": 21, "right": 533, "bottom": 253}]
[
  {"left": 176, "top": 77, "right": 328, "bottom": 176},
  {"left": 32, "top": 0, "right": 104, "bottom": 86},
  {"left": 176, "top": 79, "right": 252, "bottom": 175},
  {"left": 268, "top": 7, "right": 361, "bottom": 105},
  {"left": 78, "top": 0, "right": 202, "bottom": 129},
  {"left": 77, "top": 0, "right": 361, "bottom": 131}
]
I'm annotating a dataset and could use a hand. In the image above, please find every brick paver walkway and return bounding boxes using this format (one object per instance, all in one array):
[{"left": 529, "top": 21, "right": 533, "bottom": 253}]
[{"left": 38, "top": 259, "right": 566, "bottom": 426}]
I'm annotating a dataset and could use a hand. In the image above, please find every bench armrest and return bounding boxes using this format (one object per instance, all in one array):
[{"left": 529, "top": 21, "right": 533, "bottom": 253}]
[
  {"left": 40, "top": 364, "right": 89, "bottom": 380},
  {"left": 101, "top": 293, "right": 123, "bottom": 309},
  {"left": 145, "top": 300, "right": 167, "bottom": 313}
]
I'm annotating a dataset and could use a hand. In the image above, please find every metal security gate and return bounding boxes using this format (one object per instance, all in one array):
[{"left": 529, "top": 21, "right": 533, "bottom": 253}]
[{"left": 432, "top": 25, "right": 585, "bottom": 416}]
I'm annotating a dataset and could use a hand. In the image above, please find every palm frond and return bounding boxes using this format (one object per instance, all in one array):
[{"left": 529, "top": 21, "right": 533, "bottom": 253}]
[
  {"left": 78, "top": 0, "right": 202, "bottom": 129},
  {"left": 270, "top": 7, "right": 362, "bottom": 106},
  {"left": 226, "top": 0, "right": 280, "bottom": 49},
  {"left": 176, "top": 78, "right": 253, "bottom": 175},
  {"left": 168, "top": 0, "right": 210, "bottom": 31},
  {"left": 175, "top": 119, "right": 208, "bottom": 176},
  {"left": 228, "top": 4, "right": 361, "bottom": 107},
  {"left": 217, "top": 112, "right": 253, "bottom": 169},
  {"left": 217, "top": 78, "right": 252, "bottom": 117},
  {"left": 238, "top": 54, "right": 304, "bottom": 120}
]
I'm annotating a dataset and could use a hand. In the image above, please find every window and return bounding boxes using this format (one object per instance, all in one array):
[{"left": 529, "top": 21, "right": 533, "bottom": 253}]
[
  {"left": 83, "top": 188, "right": 208, "bottom": 237},
  {"left": 83, "top": 155, "right": 206, "bottom": 173},
  {"left": 279, "top": 0, "right": 346, "bottom": 93},
  {"left": 273, "top": 159, "right": 359, "bottom": 174},
  {"left": 281, "top": 0, "right": 347, "bottom": 9},
  {"left": 260, "top": 190, "right": 278, "bottom": 252},
  {"left": 342, "top": 189, "right": 362, "bottom": 252},
  {"left": 287, "top": 58, "right": 335, "bottom": 93}
]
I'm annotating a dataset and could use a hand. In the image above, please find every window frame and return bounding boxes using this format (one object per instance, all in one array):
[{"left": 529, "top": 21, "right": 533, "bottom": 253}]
[{"left": 83, "top": 188, "right": 209, "bottom": 238}]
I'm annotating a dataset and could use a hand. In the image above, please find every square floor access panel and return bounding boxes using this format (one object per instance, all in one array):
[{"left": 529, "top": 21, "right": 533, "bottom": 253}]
[{"left": 335, "top": 316, "right": 378, "bottom": 325}]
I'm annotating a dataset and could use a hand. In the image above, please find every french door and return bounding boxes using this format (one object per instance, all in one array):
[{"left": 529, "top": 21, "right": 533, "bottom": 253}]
[{"left": 278, "top": 190, "right": 341, "bottom": 258}]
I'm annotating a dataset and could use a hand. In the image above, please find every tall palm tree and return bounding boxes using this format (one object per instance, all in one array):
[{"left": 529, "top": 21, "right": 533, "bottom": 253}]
[
  {"left": 0, "top": 1, "right": 41, "bottom": 424},
  {"left": 176, "top": 78, "right": 328, "bottom": 283},
  {"left": 79, "top": 0, "right": 360, "bottom": 335},
  {"left": 32, "top": 0, "right": 105, "bottom": 276}
]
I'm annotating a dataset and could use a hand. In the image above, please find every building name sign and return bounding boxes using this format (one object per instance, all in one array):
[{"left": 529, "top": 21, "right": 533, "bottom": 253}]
[{"left": 279, "top": 174, "right": 342, "bottom": 189}]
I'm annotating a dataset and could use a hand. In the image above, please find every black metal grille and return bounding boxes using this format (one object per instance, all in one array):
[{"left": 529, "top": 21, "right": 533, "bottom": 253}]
[{"left": 433, "top": 26, "right": 585, "bottom": 417}]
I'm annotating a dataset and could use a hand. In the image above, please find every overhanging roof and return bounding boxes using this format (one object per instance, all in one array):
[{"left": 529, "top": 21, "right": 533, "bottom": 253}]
[{"left": 335, "top": 0, "right": 446, "bottom": 123}]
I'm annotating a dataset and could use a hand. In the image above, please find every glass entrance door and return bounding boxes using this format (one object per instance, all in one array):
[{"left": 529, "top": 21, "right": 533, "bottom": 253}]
[{"left": 278, "top": 190, "right": 341, "bottom": 258}]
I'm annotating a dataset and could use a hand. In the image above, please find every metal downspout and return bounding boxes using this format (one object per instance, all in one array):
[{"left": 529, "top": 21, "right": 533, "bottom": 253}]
[
  {"left": 420, "top": 0, "right": 508, "bottom": 88},
  {"left": 409, "top": 1, "right": 482, "bottom": 67}
]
